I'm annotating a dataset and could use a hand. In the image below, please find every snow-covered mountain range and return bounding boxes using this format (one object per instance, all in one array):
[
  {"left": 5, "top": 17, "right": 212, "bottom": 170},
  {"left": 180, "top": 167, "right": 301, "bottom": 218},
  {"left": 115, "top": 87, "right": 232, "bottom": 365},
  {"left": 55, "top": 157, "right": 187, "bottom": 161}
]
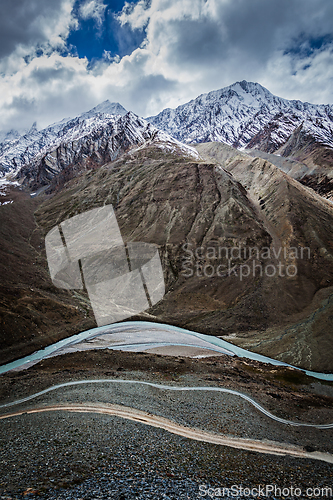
[
  {"left": 148, "top": 80, "right": 333, "bottom": 151},
  {"left": 0, "top": 102, "right": 198, "bottom": 188},
  {"left": 0, "top": 101, "right": 128, "bottom": 179},
  {"left": 1, "top": 81, "right": 333, "bottom": 192}
]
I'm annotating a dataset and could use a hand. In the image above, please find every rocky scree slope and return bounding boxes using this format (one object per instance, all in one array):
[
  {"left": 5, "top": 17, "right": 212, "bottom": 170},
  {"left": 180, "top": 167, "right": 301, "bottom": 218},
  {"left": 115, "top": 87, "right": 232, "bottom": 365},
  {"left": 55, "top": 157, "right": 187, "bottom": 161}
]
[{"left": 195, "top": 141, "right": 333, "bottom": 370}]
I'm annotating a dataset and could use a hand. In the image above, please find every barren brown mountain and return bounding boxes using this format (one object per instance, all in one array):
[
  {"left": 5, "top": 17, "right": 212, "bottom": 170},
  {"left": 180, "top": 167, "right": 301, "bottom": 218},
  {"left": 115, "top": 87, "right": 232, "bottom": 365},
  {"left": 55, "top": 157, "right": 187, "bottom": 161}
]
[{"left": 1, "top": 139, "right": 332, "bottom": 371}]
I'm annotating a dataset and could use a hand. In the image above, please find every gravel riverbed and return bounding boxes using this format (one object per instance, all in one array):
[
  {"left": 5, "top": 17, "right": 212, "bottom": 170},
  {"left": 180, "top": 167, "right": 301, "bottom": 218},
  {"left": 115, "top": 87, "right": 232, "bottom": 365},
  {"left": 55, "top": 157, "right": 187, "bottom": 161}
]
[
  {"left": 1, "top": 410, "right": 333, "bottom": 500},
  {"left": 0, "top": 350, "right": 332, "bottom": 499}
]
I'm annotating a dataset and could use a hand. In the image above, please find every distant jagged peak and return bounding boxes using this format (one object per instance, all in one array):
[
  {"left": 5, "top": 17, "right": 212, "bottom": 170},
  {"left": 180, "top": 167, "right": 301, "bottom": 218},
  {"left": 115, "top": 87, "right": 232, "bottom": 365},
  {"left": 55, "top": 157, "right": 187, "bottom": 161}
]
[
  {"left": 27, "top": 121, "right": 38, "bottom": 134},
  {"left": 0, "top": 128, "right": 21, "bottom": 143},
  {"left": 207, "top": 80, "right": 274, "bottom": 100},
  {"left": 80, "top": 100, "right": 128, "bottom": 119}
]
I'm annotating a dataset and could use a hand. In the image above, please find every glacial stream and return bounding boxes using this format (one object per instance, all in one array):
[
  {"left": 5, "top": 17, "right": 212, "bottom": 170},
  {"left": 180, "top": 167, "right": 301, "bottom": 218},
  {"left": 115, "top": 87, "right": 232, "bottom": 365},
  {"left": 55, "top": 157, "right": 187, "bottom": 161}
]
[{"left": 0, "top": 321, "right": 332, "bottom": 381}]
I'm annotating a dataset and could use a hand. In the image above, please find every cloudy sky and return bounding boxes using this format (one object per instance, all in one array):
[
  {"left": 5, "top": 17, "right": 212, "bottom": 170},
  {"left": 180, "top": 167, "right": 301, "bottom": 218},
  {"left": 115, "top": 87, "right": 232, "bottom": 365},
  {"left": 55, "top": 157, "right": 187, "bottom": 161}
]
[{"left": 1, "top": 0, "right": 333, "bottom": 132}]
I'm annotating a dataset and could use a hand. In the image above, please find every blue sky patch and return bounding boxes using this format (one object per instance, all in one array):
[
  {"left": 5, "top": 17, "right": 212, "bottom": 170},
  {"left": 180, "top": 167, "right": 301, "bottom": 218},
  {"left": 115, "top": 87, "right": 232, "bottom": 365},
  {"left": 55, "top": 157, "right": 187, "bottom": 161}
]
[
  {"left": 284, "top": 34, "right": 333, "bottom": 59},
  {"left": 67, "top": 0, "right": 146, "bottom": 62}
]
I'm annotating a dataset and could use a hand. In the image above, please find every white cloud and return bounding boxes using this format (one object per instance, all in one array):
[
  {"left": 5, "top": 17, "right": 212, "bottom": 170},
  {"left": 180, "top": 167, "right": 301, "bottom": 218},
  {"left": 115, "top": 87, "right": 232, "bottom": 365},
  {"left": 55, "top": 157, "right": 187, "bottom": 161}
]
[
  {"left": 117, "top": 0, "right": 151, "bottom": 30},
  {"left": 41, "top": 0, "right": 78, "bottom": 49},
  {"left": 0, "top": 0, "right": 333, "bottom": 132},
  {"left": 263, "top": 47, "right": 333, "bottom": 105},
  {"left": 79, "top": 0, "right": 107, "bottom": 27}
]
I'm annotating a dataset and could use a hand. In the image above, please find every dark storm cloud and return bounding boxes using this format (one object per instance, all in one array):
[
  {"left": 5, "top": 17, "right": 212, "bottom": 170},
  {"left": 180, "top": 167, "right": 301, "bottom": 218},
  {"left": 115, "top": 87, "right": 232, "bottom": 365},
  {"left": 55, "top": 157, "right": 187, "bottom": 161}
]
[
  {"left": 164, "top": 0, "right": 333, "bottom": 69},
  {"left": 0, "top": 0, "right": 71, "bottom": 60},
  {"left": 166, "top": 18, "right": 226, "bottom": 65},
  {"left": 126, "top": 74, "right": 179, "bottom": 117},
  {"left": 220, "top": 0, "right": 333, "bottom": 55}
]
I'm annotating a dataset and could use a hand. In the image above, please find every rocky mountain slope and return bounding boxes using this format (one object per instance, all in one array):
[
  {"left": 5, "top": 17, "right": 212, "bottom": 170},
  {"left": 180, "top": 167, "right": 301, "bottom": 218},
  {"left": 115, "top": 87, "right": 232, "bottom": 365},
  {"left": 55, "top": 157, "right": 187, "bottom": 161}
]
[
  {"left": 148, "top": 81, "right": 333, "bottom": 199},
  {"left": 195, "top": 142, "right": 333, "bottom": 367},
  {"left": 1, "top": 140, "right": 330, "bottom": 370},
  {"left": 1, "top": 84, "right": 333, "bottom": 371},
  {"left": 0, "top": 188, "right": 95, "bottom": 365}
]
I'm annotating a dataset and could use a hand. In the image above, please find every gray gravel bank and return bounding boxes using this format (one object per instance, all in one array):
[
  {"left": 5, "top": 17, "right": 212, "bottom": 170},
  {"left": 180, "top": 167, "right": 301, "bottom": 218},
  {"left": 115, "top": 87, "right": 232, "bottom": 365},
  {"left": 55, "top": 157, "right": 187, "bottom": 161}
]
[{"left": 0, "top": 411, "right": 332, "bottom": 499}]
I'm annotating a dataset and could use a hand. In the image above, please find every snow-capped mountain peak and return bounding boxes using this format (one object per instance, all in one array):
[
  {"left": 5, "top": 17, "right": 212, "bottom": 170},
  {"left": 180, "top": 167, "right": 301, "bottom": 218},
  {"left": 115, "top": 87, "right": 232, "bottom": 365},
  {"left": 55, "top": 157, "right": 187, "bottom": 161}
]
[
  {"left": 147, "top": 80, "right": 333, "bottom": 151},
  {"left": 79, "top": 100, "right": 127, "bottom": 119}
]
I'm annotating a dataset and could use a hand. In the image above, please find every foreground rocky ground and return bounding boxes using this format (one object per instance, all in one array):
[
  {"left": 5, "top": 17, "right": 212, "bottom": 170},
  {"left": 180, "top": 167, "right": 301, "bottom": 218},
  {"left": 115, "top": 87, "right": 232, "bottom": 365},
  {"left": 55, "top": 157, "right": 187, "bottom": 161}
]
[{"left": 0, "top": 350, "right": 332, "bottom": 499}]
